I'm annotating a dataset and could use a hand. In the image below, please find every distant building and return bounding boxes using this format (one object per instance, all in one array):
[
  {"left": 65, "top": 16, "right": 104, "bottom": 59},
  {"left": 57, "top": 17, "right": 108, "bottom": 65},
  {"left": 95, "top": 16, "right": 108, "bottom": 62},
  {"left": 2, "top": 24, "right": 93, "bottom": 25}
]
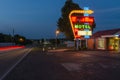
[
  {"left": 65, "top": 41, "right": 74, "bottom": 47},
  {"left": 87, "top": 28, "right": 120, "bottom": 51}
]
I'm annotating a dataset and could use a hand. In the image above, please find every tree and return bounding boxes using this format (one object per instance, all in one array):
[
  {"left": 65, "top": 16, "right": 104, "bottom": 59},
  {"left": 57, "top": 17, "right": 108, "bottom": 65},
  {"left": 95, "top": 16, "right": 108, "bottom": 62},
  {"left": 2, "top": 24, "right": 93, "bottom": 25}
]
[
  {"left": 4, "top": 34, "right": 12, "bottom": 42},
  {"left": 0, "top": 33, "right": 5, "bottom": 42},
  {"left": 0, "top": 33, "right": 12, "bottom": 42},
  {"left": 57, "top": 0, "right": 82, "bottom": 40},
  {"left": 14, "top": 34, "right": 26, "bottom": 45}
]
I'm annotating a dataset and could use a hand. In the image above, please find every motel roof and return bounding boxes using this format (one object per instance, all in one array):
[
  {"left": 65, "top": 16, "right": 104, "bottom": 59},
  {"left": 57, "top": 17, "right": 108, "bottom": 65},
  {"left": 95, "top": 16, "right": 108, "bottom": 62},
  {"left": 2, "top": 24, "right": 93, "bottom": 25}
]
[{"left": 91, "top": 28, "right": 120, "bottom": 38}]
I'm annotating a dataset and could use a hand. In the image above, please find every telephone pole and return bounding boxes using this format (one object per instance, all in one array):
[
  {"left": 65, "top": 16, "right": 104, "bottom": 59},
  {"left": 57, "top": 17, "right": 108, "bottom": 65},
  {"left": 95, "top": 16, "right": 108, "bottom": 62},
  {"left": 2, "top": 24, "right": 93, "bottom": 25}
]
[{"left": 12, "top": 28, "right": 15, "bottom": 45}]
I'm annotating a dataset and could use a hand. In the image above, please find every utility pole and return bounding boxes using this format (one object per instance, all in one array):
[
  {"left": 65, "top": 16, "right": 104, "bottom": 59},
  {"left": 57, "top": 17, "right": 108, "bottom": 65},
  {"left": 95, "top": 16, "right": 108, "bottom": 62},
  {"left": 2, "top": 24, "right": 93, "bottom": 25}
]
[{"left": 12, "top": 28, "right": 15, "bottom": 45}]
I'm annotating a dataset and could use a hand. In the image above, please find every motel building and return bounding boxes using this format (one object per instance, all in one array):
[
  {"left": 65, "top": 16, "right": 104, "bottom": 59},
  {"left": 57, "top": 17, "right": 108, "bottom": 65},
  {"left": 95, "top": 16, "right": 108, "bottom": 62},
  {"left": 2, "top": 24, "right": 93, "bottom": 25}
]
[{"left": 87, "top": 28, "right": 120, "bottom": 51}]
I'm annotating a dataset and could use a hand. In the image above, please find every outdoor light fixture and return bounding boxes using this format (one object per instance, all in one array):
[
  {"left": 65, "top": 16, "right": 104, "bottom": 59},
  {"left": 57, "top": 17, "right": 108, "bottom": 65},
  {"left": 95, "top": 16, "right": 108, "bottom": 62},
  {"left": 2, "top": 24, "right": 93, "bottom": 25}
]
[{"left": 55, "top": 29, "right": 60, "bottom": 47}]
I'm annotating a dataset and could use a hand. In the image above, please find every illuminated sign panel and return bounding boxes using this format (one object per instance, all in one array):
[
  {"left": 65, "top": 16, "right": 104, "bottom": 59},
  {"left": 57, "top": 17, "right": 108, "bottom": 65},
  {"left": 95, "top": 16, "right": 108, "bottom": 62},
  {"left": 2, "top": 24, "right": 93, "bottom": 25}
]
[
  {"left": 80, "top": 17, "right": 94, "bottom": 23},
  {"left": 69, "top": 8, "right": 94, "bottom": 39},
  {"left": 71, "top": 16, "right": 77, "bottom": 22},
  {"left": 78, "top": 31, "right": 92, "bottom": 36},
  {"left": 71, "top": 16, "right": 94, "bottom": 24},
  {"left": 74, "top": 24, "right": 91, "bottom": 29}
]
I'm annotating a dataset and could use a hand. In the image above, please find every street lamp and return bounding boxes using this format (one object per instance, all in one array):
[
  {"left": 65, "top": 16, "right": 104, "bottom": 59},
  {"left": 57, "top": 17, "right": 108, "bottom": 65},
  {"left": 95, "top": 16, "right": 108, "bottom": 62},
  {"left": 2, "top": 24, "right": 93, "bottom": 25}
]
[
  {"left": 55, "top": 29, "right": 60, "bottom": 47},
  {"left": 19, "top": 38, "right": 24, "bottom": 42}
]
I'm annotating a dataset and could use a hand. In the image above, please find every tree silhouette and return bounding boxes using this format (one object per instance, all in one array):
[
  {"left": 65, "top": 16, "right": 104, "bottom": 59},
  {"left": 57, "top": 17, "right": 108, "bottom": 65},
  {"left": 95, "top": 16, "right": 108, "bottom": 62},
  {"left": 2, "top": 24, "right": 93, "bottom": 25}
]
[
  {"left": 0, "top": 33, "right": 12, "bottom": 42},
  {"left": 57, "top": 0, "right": 82, "bottom": 40}
]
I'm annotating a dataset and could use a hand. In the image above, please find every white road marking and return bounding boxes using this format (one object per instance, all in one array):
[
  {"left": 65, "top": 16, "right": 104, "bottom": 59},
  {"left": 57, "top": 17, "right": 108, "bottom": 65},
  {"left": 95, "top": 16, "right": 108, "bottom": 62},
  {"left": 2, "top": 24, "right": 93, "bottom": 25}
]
[
  {"left": 0, "top": 48, "right": 32, "bottom": 80},
  {"left": 62, "top": 63, "right": 120, "bottom": 72},
  {"left": 99, "top": 63, "right": 109, "bottom": 69},
  {"left": 62, "top": 63, "right": 82, "bottom": 71}
]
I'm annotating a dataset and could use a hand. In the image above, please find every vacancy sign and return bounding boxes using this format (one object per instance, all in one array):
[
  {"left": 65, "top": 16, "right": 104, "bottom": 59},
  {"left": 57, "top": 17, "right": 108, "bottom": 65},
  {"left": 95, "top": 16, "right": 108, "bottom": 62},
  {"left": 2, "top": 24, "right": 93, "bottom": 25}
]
[{"left": 78, "top": 31, "right": 92, "bottom": 36}]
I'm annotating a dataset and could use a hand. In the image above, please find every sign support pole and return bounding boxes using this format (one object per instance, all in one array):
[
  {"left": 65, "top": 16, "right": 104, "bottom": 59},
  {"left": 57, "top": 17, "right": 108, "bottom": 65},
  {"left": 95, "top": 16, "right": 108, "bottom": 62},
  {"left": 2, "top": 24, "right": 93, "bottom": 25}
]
[
  {"left": 86, "top": 39, "right": 88, "bottom": 49},
  {"left": 76, "top": 39, "right": 79, "bottom": 50},
  {"left": 80, "top": 39, "right": 81, "bottom": 49}
]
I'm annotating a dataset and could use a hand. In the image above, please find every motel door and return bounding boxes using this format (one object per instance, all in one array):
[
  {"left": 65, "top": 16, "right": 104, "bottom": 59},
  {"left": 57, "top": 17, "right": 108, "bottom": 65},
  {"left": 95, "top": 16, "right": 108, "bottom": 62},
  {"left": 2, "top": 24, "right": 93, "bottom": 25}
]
[
  {"left": 109, "top": 38, "right": 119, "bottom": 50},
  {"left": 114, "top": 39, "right": 119, "bottom": 50}
]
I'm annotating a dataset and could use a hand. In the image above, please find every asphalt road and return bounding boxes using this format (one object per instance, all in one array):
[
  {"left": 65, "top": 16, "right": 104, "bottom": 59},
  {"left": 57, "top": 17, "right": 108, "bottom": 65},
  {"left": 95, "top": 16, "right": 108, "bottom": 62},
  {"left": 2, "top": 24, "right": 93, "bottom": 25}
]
[
  {"left": 49, "top": 50, "right": 120, "bottom": 80},
  {"left": 2, "top": 48, "right": 120, "bottom": 80},
  {"left": 0, "top": 47, "right": 32, "bottom": 80}
]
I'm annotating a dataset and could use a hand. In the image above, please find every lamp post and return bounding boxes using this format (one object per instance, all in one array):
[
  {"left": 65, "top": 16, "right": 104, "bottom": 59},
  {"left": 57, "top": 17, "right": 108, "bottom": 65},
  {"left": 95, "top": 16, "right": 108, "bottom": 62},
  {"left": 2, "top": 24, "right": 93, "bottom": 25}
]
[{"left": 55, "top": 29, "right": 60, "bottom": 47}]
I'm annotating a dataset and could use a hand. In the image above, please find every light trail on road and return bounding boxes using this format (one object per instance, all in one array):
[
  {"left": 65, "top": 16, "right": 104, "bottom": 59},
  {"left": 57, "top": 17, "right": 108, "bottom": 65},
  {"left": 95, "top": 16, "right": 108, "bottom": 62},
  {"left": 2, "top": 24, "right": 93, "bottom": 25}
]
[{"left": 0, "top": 46, "right": 25, "bottom": 51}]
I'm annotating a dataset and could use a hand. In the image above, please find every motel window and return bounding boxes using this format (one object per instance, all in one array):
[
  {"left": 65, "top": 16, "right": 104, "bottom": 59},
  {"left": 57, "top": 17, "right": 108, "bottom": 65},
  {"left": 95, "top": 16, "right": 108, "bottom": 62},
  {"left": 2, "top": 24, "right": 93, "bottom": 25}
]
[{"left": 98, "top": 38, "right": 105, "bottom": 49}]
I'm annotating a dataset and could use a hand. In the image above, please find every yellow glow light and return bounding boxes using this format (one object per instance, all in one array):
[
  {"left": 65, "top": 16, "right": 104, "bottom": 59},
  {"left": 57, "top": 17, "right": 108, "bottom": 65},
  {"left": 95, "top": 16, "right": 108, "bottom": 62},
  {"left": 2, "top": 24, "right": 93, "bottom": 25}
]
[{"left": 19, "top": 38, "right": 24, "bottom": 42}]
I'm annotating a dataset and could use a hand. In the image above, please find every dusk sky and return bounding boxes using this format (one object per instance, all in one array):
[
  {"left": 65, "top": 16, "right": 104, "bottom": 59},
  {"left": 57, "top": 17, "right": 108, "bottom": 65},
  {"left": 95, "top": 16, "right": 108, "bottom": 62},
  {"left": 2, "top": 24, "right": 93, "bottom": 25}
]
[{"left": 0, "top": 0, "right": 120, "bottom": 39}]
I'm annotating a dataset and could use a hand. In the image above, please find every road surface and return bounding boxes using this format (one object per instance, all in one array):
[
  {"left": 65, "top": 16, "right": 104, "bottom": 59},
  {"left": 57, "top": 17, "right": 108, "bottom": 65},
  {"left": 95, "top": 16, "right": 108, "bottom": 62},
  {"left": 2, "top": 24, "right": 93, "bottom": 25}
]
[
  {"left": 2, "top": 48, "right": 120, "bottom": 80},
  {"left": 0, "top": 47, "right": 32, "bottom": 80}
]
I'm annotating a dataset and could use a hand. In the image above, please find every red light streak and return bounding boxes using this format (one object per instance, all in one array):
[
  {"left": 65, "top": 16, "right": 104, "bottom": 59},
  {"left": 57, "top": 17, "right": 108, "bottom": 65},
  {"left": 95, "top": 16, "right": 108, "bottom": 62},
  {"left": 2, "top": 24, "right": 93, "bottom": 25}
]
[{"left": 0, "top": 46, "right": 25, "bottom": 51}]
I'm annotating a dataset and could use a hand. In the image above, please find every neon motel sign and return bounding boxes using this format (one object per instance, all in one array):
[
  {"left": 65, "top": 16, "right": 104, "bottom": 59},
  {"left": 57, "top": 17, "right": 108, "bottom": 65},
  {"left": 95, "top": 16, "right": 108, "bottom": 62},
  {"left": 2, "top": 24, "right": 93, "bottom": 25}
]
[
  {"left": 75, "top": 24, "right": 91, "bottom": 29},
  {"left": 71, "top": 16, "right": 94, "bottom": 23},
  {"left": 69, "top": 9, "right": 94, "bottom": 39}
]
